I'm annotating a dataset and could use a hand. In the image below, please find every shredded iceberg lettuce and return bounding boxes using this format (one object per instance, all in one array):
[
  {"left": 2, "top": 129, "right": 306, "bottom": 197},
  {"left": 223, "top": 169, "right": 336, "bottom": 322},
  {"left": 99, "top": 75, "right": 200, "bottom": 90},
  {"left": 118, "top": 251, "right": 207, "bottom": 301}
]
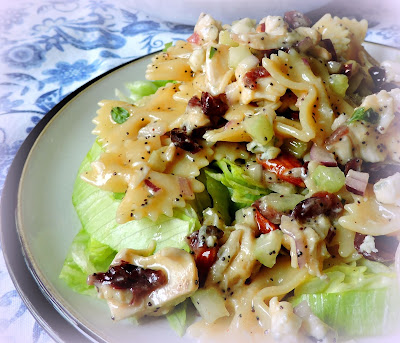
[
  {"left": 290, "top": 260, "right": 400, "bottom": 336},
  {"left": 61, "top": 140, "right": 200, "bottom": 295},
  {"left": 205, "top": 158, "right": 270, "bottom": 209}
]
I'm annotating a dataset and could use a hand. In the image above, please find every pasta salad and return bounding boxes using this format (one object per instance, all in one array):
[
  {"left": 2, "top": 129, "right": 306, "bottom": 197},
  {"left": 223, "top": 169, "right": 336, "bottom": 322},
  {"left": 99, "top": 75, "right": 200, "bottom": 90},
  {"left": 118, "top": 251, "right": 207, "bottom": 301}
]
[{"left": 60, "top": 11, "right": 400, "bottom": 342}]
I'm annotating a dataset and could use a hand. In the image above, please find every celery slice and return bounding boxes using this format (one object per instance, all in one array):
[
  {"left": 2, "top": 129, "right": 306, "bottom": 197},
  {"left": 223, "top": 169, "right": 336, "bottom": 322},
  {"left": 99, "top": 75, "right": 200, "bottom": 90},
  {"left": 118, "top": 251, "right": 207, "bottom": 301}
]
[
  {"left": 228, "top": 45, "right": 252, "bottom": 68},
  {"left": 282, "top": 138, "right": 310, "bottom": 158},
  {"left": 328, "top": 74, "right": 349, "bottom": 97},
  {"left": 312, "top": 165, "right": 345, "bottom": 193},
  {"left": 243, "top": 114, "right": 274, "bottom": 145},
  {"left": 254, "top": 230, "right": 282, "bottom": 268},
  {"left": 219, "top": 30, "right": 239, "bottom": 47},
  {"left": 191, "top": 288, "right": 229, "bottom": 324}
]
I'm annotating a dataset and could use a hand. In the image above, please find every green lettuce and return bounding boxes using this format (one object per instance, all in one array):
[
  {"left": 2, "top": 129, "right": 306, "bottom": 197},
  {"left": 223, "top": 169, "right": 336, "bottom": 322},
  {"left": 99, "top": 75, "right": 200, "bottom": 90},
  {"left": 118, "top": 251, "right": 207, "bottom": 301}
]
[
  {"left": 166, "top": 300, "right": 188, "bottom": 337},
  {"left": 59, "top": 228, "right": 116, "bottom": 295},
  {"left": 72, "top": 141, "right": 200, "bottom": 253},
  {"left": 205, "top": 172, "right": 232, "bottom": 224},
  {"left": 116, "top": 80, "right": 173, "bottom": 104},
  {"left": 290, "top": 260, "right": 400, "bottom": 336},
  {"left": 205, "top": 158, "right": 270, "bottom": 208},
  {"left": 60, "top": 141, "right": 200, "bottom": 294}
]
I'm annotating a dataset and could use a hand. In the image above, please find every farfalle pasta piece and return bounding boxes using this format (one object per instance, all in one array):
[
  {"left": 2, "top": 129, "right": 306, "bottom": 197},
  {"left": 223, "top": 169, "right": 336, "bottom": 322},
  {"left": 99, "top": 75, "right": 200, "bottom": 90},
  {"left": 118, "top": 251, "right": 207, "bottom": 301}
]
[
  {"left": 213, "top": 142, "right": 250, "bottom": 162},
  {"left": 339, "top": 186, "right": 400, "bottom": 236},
  {"left": 204, "top": 43, "right": 234, "bottom": 95},
  {"left": 207, "top": 225, "right": 257, "bottom": 290},
  {"left": 117, "top": 170, "right": 204, "bottom": 223},
  {"left": 165, "top": 145, "right": 213, "bottom": 177},
  {"left": 313, "top": 14, "right": 367, "bottom": 59},
  {"left": 263, "top": 50, "right": 334, "bottom": 143},
  {"left": 94, "top": 84, "right": 186, "bottom": 151},
  {"left": 146, "top": 40, "right": 195, "bottom": 82},
  {"left": 203, "top": 120, "right": 251, "bottom": 142}
]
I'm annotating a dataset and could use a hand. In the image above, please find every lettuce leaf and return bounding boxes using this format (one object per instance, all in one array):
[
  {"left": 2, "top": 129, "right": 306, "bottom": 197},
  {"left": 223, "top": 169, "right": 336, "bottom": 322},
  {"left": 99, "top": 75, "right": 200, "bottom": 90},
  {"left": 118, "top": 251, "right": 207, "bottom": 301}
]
[
  {"left": 72, "top": 141, "right": 200, "bottom": 253},
  {"left": 290, "top": 260, "right": 400, "bottom": 336},
  {"left": 294, "top": 262, "right": 396, "bottom": 296},
  {"left": 60, "top": 141, "right": 200, "bottom": 294},
  {"left": 166, "top": 300, "right": 188, "bottom": 337},
  {"left": 116, "top": 80, "right": 174, "bottom": 104},
  {"left": 59, "top": 228, "right": 116, "bottom": 295},
  {"left": 205, "top": 172, "right": 232, "bottom": 224},
  {"left": 205, "top": 158, "right": 270, "bottom": 208}
]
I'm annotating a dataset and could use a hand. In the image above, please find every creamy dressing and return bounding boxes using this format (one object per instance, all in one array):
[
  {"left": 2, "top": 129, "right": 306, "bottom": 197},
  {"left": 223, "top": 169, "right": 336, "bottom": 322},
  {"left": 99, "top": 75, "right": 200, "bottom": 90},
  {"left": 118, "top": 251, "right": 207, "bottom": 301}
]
[{"left": 80, "top": 11, "right": 400, "bottom": 341}]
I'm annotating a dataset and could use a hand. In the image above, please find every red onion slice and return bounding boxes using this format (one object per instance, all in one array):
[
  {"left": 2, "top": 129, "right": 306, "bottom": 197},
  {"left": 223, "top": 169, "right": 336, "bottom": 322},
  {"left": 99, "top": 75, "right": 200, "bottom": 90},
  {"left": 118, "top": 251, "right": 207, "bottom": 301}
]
[
  {"left": 179, "top": 177, "right": 194, "bottom": 199},
  {"left": 302, "top": 57, "right": 310, "bottom": 66},
  {"left": 144, "top": 179, "right": 161, "bottom": 195},
  {"left": 310, "top": 144, "right": 337, "bottom": 167},
  {"left": 296, "top": 37, "right": 313, "bottom": 53},
  {"left": 325, "top": 125, "right": 349, "bottom": 145},
  {"left": 280, "top": 224, "right": 307, "bottom": 269},
  {"left": 283, "top": 11, "right": 312, "bottom": 29},
  {"left": 345, "top": 169, "right": 369, "bottom": 195}
]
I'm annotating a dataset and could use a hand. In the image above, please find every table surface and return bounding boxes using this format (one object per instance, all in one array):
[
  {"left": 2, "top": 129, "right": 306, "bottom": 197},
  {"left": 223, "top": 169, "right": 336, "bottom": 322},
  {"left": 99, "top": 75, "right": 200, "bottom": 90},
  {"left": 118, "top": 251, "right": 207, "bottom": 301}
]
[{"left": 0, "top": 1, "right": 399, "bottom": 342}]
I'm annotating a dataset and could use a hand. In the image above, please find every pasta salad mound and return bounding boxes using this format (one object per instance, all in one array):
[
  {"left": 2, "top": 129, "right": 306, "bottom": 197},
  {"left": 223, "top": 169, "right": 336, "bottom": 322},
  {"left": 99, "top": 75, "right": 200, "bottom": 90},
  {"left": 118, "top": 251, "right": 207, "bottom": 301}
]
[{"left": 60, "top": 10, "right": 400, "bottom": 342}]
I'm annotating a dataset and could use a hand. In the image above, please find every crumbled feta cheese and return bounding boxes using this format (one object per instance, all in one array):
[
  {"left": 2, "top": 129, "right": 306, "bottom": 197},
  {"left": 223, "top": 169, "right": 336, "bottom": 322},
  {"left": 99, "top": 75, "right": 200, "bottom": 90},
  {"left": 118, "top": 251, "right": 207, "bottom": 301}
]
[
  {"left": 188, "top": 47, "right": 206, "bottom": 73},
  {"left": 230, "top": 18, "right": 256, "bottom": 34},
  {"left": 194, "top": 13, "right": 222, "bottom": 43},
  {"left": 374, "top": 172, "right": 400, "bottom": 206},
  {"left": 259, "top": 16, "right": 288, "bottom": 36},
  {"left": 381, "top": 60, "right": 400, "bottom": 83},
  {"left": 269, "top": 297, "right": 302, "bottom": 341},
  {"left": 206, "top": 235, "right": 217, "bottom": 248},
  {"left": 247, "top": 140, "right": 280, "bottom": 160},
  {"left": 359, "top": 235, "right": 378, "bottom": 254},
  {"left": 358, "top": 90, "right": 394, "bottom": 134}
]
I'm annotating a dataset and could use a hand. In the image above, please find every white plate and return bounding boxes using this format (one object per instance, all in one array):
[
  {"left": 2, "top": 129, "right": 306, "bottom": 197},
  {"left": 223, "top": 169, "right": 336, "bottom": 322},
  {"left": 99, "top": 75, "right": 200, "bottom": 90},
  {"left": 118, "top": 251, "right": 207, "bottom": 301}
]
[{"left": 2, "top": 43, "right": 400, "bottom": 343}]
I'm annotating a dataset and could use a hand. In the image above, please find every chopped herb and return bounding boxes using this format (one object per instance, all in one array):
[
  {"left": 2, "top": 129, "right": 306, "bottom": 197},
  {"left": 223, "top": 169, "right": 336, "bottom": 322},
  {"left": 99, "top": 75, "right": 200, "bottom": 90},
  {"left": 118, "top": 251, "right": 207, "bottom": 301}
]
[
  {"left": 113, "top": 192, "right": 125, "bottom": 200},
  {"left": 209, "top": 47, "right": 217, "bottom": 59},
  {"left": 111, "top": 107, "right": 130, "bottom": 124},
  {"left": 348, "top": 107, "right": 379, "bottom": 124},
  {"left": 163, "top": 41, "right": 173, "bottom": 52}
]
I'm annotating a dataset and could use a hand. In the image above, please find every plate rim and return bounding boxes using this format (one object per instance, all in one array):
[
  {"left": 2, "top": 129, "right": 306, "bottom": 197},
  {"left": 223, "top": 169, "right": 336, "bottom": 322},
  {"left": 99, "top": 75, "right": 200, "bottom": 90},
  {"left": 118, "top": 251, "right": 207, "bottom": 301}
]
[{"left": 0, "top": 52, "right": 156, "bottom": 343}]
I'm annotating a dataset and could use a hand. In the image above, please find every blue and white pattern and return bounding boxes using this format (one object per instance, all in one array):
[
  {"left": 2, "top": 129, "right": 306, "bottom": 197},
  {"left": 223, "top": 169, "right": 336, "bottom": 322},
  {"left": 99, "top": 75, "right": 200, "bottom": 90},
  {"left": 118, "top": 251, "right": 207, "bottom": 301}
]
[
  {"left": 0, "top": 1, "right": 192, "bottom": 342},
  {"left": 0, "top": 1, "right": 398, "bottom": 342}
]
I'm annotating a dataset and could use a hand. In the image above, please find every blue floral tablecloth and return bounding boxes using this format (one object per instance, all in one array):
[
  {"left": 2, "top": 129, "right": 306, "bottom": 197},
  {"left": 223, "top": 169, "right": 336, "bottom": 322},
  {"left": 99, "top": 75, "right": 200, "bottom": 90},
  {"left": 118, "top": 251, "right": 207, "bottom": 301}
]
[{"left": 0, "top": 1, "right": 399, "bottom": 342}]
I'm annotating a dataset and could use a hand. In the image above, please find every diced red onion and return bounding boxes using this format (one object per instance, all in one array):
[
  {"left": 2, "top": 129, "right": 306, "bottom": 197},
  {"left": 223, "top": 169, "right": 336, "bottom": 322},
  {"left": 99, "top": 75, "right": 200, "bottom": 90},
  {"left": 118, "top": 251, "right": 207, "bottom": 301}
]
[
  {"left": 179, "top": 177, "right": 194, "bottom": 199},
  {"left": 302, "top": 57, "right": 310, "bottom": 66},
  {"left": 296, "top": 37, "right": 313, "bottom": 53},
  {"left": 284, "top": 11, "right": 312, "bottom": 29},
  {"left": 344, "top": 158, "right": 363, "bottom": 175},
  {"left": 144, "top": 179, "right": 161, "bottom": 195},
  {"left": 345, "top": 169, "right": 369, "bottom": 195},
  {"left": 319, "top": 39, "right": 337, "bottom": 61},
  {"left": 325, "top": 125, "right": 349, "bottom": 145},
  {"left": 310, "top": 144, "right": 337, "bottom": 167},
  {"left": 354, "top": 233, "right": 399, "bottom": 262},
  {"left": 343, "top": 63, "right": 353, "bottom": 77},
  {"left": 280, "top": 225, "right": 307, "bottom": 268},
  {"left": 253, "top": 199, "right": 282, "bottom": 225}
]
